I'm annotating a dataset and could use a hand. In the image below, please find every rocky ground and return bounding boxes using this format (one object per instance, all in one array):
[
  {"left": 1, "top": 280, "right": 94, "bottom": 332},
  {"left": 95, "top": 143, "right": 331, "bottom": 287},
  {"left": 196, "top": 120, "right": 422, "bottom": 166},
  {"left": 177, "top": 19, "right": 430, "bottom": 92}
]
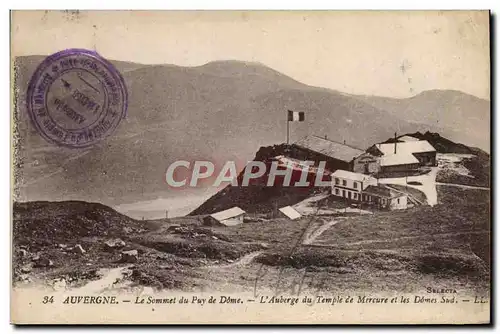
[{"left": 12, "top": 181, "right": 490, "bottom": 297}]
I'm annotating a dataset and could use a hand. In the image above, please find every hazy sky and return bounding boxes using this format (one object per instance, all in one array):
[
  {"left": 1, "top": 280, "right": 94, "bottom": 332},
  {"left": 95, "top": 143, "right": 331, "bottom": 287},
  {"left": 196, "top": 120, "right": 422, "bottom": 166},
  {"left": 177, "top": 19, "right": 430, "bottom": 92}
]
[{"left": 12, "top": 10, "right": 490, "bottom": 99}]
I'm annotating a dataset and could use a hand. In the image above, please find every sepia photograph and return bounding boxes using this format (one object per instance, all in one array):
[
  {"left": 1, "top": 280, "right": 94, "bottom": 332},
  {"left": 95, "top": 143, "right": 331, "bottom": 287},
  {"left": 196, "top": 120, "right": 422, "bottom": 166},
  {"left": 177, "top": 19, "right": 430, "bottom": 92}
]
[{"left": 10, "top": 10, "right": 491, "bottom": 324}]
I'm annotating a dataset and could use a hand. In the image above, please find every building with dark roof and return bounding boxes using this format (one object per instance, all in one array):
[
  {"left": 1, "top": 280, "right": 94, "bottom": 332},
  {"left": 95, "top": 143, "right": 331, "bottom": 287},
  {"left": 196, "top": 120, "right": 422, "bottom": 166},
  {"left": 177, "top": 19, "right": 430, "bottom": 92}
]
[{"left": 291, "top": 135, "right": 364, "bottom": 172}]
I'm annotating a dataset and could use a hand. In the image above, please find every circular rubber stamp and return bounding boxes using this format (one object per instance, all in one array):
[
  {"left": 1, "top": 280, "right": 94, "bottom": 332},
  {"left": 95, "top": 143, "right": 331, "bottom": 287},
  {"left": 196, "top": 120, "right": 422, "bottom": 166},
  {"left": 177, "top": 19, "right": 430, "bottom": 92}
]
[{"left": 27, "top": 49, "right": 128, "bottom": 148}]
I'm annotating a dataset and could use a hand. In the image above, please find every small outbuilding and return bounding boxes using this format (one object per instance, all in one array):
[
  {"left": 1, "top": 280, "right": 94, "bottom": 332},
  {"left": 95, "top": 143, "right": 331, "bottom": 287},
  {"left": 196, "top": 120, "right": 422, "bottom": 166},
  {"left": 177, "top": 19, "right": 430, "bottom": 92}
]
[
  {"left": 278, "top": 206, "right": 302, "bottom": 220},
  {"left": 203, "top": 207, "right": 246, "bottom": 227}
]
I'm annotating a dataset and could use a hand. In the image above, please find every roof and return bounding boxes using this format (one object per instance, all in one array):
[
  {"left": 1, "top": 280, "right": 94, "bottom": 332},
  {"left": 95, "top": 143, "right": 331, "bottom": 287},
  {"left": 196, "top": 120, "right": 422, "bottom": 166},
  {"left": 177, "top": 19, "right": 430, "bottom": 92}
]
[
  {"left": 331, "top": 169, "right": 377, "bottom": 182},
  {"left": 273, "top": 155, "right": 332, "bottom": 175},
  {"left": 279, "top": 206, "right": 301, "bottom": 220},
  {"left": 380, "top": 153, "right": 419, "bottom": 166},
  {"left": 210, "top": 207, "right": 245, "bottom": 221},
  {"left": 363, "top": 185, "right": 407, "bottom": 199},
  {"left": 398, "top": 135, "right": 420, "bottom": 142},
  {"left": 294, "top": 136, "right": 364, "bottom": 162},
  {"left": 375, "top": 140, "right": 436, "bottom": 156}
]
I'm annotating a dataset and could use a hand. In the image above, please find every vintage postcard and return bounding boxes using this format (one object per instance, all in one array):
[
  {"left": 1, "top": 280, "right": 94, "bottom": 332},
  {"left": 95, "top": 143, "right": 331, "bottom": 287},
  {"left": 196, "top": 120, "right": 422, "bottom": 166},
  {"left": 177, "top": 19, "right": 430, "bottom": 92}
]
[{"left": 10, "top": 10, "right": 491, "bottom": 324}]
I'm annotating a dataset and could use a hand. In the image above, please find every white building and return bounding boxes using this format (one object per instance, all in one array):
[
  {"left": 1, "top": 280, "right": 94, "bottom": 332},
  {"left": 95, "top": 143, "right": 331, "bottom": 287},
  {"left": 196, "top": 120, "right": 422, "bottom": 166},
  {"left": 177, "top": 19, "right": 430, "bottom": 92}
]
[
  {"left": 331, "top": 170, "right": 378, "bottom": 202},
  {"left": 278, "top": 206, "right": 302, "bottom": 220},
  {"left": 369, "top": 140, "right": 437, "bottom": 172},
  {"left": 331, "top": 170, "right": 408, "bottom": 210},
  {"left": 203, "top": 207, "right": 246, "bottom": 226}
]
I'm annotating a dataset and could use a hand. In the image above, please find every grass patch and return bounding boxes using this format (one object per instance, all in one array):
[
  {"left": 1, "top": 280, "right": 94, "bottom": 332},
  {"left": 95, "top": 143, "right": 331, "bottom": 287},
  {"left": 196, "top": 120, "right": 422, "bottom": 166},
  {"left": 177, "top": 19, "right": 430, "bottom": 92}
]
[
  {"left": 417, "top": 253, "right": 488, "bottom": 278},
  {"left": 256, "top": 249, "right": 348, "bottom": 269},
  {"left": 133, "top": 234, "right": 261, "bottom": 260}
]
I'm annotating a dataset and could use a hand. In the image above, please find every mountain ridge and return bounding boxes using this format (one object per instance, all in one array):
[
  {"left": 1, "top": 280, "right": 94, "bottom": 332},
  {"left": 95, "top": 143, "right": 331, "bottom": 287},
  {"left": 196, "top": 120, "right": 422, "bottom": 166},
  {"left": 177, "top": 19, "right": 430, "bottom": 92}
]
[{"left": 13, "top": 56, "right": 490, "bottom": 212}]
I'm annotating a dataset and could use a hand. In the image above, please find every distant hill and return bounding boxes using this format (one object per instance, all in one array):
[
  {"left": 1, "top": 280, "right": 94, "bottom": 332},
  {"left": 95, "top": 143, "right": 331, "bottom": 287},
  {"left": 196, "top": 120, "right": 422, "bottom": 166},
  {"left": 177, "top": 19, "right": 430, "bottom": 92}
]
[
  {"left": 354, "top": 90, "right": 490, "bottom": 152},
  {"left": 13, "top": 56, "right": 490, "bottom": 209},
  {"left": 383, "top": 131, "right": 488, "bottom": 155}
]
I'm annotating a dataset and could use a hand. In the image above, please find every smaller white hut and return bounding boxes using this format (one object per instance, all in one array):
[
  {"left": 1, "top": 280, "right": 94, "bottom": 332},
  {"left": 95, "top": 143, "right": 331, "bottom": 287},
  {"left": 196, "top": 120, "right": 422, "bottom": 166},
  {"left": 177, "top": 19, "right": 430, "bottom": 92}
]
[
  {"left": 278, "top": 206, "right": 302, "bottom": 220},
  {"left": 203, "top": 207, "right": 246, "bottom": 226}
]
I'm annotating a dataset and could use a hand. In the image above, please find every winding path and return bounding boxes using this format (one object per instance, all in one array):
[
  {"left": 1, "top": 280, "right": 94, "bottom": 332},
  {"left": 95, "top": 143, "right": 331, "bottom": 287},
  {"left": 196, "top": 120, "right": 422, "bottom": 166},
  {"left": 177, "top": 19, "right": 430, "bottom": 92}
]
[
  {"left": 74, "top": 266, "right": 130, "bottom": 294},
  {"left": 436, "top": 182, "right": 490, "bottom": 190},
  {"left": 206, "top": 251, "right": 263, "bottom": 269},
  {"left": 302, "top": 220, "right": 338, "bottom": 245}
]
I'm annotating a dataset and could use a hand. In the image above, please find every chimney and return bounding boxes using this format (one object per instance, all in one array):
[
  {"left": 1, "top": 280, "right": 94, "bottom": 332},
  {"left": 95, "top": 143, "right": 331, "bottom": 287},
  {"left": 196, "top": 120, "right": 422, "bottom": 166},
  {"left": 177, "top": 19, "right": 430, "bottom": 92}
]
[
  {"left": 394, "top": 132, "right": 397, "bottom": 154},
  {"left": 324, "top": 135, "right": 327, "bottom": 140}
]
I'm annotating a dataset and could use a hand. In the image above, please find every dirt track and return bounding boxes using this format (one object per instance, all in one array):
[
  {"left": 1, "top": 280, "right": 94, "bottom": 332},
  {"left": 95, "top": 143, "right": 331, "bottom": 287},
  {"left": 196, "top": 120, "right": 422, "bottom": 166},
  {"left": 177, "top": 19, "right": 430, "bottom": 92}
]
[
  {"left": 74, "top": 267, "right": 130, "bottom": 294},
  {"left": 302, "top": 220, "right": 338, "bottom": 245},
  {"left": 436, "top": 182, "right": 490, "bottom": 190},
  {"left": 206, "top": 251, "right": 263, "bottom": 269}
]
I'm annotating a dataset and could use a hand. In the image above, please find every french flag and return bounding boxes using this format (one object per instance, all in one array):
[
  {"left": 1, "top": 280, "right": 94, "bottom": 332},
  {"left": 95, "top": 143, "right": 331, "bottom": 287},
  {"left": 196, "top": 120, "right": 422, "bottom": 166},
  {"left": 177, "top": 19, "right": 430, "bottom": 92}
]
[{"left": 287, "top": 110, "right": 305, "bottom": 122}]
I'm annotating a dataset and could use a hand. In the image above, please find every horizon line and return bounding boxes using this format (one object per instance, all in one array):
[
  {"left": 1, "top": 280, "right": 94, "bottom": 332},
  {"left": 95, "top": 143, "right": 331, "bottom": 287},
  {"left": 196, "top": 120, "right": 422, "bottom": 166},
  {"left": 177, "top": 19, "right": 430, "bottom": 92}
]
[{"left": 14, "top": 54, "right": 490, "bottom": 101}]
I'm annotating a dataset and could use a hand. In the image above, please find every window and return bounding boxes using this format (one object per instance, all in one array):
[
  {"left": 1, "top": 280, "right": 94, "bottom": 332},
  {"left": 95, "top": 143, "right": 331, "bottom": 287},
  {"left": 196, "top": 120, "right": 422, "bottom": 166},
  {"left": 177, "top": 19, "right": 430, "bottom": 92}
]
[
  {"left": 353, "top": 193, "right": 358, "bottom": 200},
  {"left": 335, "top": 178, "right": 340, "bottom": 185},
  {"left": 397, "top": 198, "right": 400, "bottom": 204},
  {"left": 342, "top": 180, "right": 347, "bottom": 186},
  {"left": 342, "top": 190, "right": 346, "bottom": 197},
  {"left": 335, "top": 188, "right": 339, "bottom": 195},
  {"left": 353, "top": 182, "right": 358, "bottom": 189}
]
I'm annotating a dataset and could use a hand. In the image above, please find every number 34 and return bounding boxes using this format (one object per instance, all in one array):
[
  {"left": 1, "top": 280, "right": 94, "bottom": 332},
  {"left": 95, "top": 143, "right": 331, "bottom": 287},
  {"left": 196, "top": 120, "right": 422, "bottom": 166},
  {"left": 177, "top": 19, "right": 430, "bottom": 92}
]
[{"left": 42, "top": 296, "right": 54, "bottom": 304}]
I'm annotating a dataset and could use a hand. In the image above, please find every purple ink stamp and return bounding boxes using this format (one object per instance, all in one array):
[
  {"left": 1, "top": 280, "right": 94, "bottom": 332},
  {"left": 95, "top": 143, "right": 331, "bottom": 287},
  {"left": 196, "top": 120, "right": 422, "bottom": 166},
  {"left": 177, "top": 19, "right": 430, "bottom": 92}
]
[{"left": 27, "top": 48, "right": 128, "bottom": 148}]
